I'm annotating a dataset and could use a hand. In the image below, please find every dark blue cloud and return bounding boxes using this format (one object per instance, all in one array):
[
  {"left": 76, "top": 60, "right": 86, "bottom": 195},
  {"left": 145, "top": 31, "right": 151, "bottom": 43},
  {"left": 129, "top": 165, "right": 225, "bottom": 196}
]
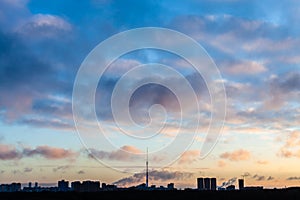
[
  {"left": 0, "top": 0, "right": 299, "bottom": 132},
  {"left": 0, "top": 31, "right": 52, "bottom": 88},
  {"left": 0, "top": 29, "right": 74, "bottom": 124}
]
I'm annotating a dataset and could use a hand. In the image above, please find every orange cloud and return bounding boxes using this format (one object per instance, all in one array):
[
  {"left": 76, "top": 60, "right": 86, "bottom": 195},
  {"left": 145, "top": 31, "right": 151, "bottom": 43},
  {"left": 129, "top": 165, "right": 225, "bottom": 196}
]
[
  {"left": 0, "top": 144, "right": 77, "bottom": 160},
  {"left": 278, "top": 130, "right": 300, "bottom": 158},
  {"left": 88, "top": 145, "right": 143, "bottom": 161},
  {"left": 0, "top": 144, "right": 21, "bottom": 160},
  {"left": 218, "top": 160, "right": 227, "bottom": 167},
  {"left": 23, "top": 145, "right": 77, "bottom": 159},
  {"left": 256, "top": 160, "right": 269, "bottom": 165},
  {"left": 220, "top": 149, "right": 251, "bottom": 161},
  {"left": 178, "top": 150, "right": 200, "bottom": 164},
  {"left": 120, "top": 145, "right": 142, "bottom": 154},
  {"left": 285, "top": 131, "right": 300, "bottom": 148},
  {"left": 278, "top": 148, "right": 300, "bottom": 158}
]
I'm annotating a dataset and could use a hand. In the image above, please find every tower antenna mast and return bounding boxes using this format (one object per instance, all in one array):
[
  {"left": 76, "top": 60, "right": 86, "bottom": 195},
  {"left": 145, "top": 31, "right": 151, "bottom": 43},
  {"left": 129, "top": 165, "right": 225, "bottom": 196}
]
[{"left": 146, "top": 147, "right": 149, "bottom": 188}]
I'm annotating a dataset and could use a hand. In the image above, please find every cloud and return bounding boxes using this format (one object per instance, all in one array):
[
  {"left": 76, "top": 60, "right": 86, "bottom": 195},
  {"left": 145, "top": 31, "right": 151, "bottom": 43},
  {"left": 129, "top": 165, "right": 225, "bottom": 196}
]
[
  {"left": 105, "top": 59, "right": 141, "bottom": 77},
  {"left": 220, "top": 149, "right": 251, "bottom": 161},
  {"left": 113, "top": 170, "right": 194, "bottom": 187},
  {"left": 0, "top": 144, "right": 22, "bottom": 160},
  {"left": 0, "top": 31, "right": 52, "bottom": 120},
  {"left": 221, "top": 72, "right": 299, "bottom": 132},
  {"left": 178, "top": 150, "right": 200, "bottom": 164},
  {"left": 23, "top": 167, "right": 33, "bottom": 173},
  {"left": 0, "top": 143, "right": 78, "bottom": 161},
  {"left": 252, "top": 174, "right": 265, "bottom": 181},
  {"left": 242, "top": 37, "right": 297, "bottom": 53},
  {"left": 256, "top": 160, "right": 269, "bottom": 165},
  {"left": 170, "top": 14, "right": 291, "bottom": 56},
  {"left": 243, "top": 174, "right": 274, "bottom": 181},
  {"left": 121, "top": 146, "right": 142, "bottom": 154},
  {"left": 20, "top": 118, "right": 73, "bottom": 130},
  {"left": 283, "top": 131, "right": 300, "bottom": 148},
  {"left": 52, "top": 165, "right": 70, "bottom": 173},
  {"left": 0, "top": 7, "right": 296, "bottom": 137},
  {"left": 88, "top": 145, "right": 142, "bottom": 161},
  {"left": 287, "top": 177, "right": 300, "bottom": 181},
  {"left": 0, "top": 1, "right": 299, "bottom": 186},
  {"left": 0, "top": 29, "right": 74, "bottom": 129},
  {"left": 241, "top": 172, "right": 251, "bottom": 177},
  {"left": 0, "top": 2, "right": 76, "bottom": 130},
  {"left": 264, "top": 73, "right": 300, "bottom": 110},
  {"left": 279, "top": 149, "right": 300, "bottom": 158},
  {"left": 223, "top": 60, "right": 267, "bottom": 75},
  {"left": 12, "top": 170, "right": 21, "bottom": 174},
  {"left": 18, "top": 14, "right": 72, "bottom": 38},
  {"left": 278, "top": 130, "right": 300, "bottom": 158},
  {"left": 218, "top": 160, "right": 226, "bottom": 167},
  {"left": 93, "top": 56, "right": 210, "bottom": 125},
  {"left": 0, "top": 0, "right": 30, "bottom": 31},
  {"left": 23, "top": 145, "right": 77, "bottom": 160}
]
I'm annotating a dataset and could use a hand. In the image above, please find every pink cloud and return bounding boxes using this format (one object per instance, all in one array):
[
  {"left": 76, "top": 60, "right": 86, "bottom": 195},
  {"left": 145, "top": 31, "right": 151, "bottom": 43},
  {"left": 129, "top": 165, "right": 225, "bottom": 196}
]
[
  {"left": 278, "top": 131, "right": 300, "bottom": 158},
  {"left": 0, "top": 143, "right": 77, "bottom": 160},
  {"left": 0, "top": 144, "right": 21, "bottom": 160},
  {"left": 218, "top": 160, "right": 227, "bottom": 167},
  {"left": 256, "top": 160, "right": 269, "bottom": 165},
  {"left": 120, "top": 145, "right": 142, "bottom": 154},
  {"left": 88, "top": 145, "right": 143, "bottom": 161},
  {"left": 220, "top": 149, "right": 251, "bottom": 161},
  {"left": 178, "top": 150, "right": 200, "bottom": 164},
  {"left": 23, "top": 145, "right": 77, "bottom": 159},
  {"left": 223, "top": 60, "right": 267, "bottom": 75}
]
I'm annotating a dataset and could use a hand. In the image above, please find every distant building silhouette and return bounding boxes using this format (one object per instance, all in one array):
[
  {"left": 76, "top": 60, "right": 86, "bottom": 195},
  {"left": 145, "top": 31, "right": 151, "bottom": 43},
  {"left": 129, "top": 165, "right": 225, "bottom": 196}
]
[
  {"left": 0, "top": 183, "right": 21, "bottom": 192},
  {"left": 226, "top": 185, "right": 235, "bottom": 190},
  {"left": 204, "top": 178, "right": 211, "bottom": 190},
  {"left": 167, "top": 183, "right": 175, "bottom": 190},
  {"left": 197, "top": 178, "right": 204, "bottom": 190},
  {"left": 101, "top": 183, "right": 117, "bottom": 191},
  {"left": 58, "top": 180, "right": 69, "bottom": 192},
  {"left": 71, "top": 181, "right": 81, "bottom": 192},
  {"left": 23, "top": 181, "right": 42, "bottom": 192},
  {"left": 243, "top": 186, "right": 263, "bottom": 191},
  {"left": 82, "top": 181, "right": 100, "bottom": 192},
  {"left": 238, "top": 179, "right": 244, "bottom": 190},
  {"left": 71, "top": 180, "right": 100, "bottom": 192},
  {"left": 150, "top": 185, "right": 156, "bottom": 189},
  {"left": 211, "top": 178, "right": 217, "bottom": 191},
  {"left": 197, "top": 177, "right": 217, "bottom": 190},
  {"left": 136, "top": 183, "right": 147, "bottom": 190},
  {"left": 0, "top": 176, "right": 273, "bottom": 193}
]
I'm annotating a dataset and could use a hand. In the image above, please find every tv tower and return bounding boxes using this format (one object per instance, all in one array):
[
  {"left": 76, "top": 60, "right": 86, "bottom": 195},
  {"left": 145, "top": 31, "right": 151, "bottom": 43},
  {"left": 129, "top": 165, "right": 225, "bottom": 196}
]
[{"left": 146, "top": 147, "right": 149, "bottom": 188}]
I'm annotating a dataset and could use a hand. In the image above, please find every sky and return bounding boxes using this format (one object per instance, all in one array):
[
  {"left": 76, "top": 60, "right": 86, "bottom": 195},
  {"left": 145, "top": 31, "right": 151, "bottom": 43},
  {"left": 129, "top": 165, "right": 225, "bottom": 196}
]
[{"left": 0, "top": 0, "right": 299, "bottom": 189}]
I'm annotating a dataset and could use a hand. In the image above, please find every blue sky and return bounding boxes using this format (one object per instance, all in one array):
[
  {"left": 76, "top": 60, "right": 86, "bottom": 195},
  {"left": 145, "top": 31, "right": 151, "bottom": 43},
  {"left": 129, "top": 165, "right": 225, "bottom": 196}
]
[{"left": 0, "top": 0, "right": 299, "bottom": 188}]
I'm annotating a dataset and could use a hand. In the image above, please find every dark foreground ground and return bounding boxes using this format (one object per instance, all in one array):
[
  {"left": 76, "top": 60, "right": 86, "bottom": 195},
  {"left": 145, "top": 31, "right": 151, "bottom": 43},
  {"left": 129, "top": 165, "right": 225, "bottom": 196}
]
[{"left": 1, "top": 189, "right": 300, "bottom": 200}]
